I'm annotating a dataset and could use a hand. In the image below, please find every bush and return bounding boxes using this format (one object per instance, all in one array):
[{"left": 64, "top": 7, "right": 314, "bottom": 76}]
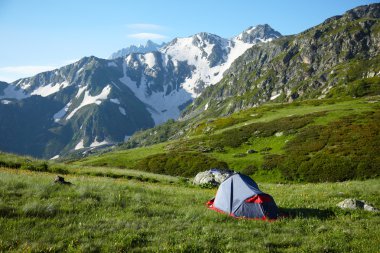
[
  {"left": 133, "top": 152, "right": 229, "bottom": 177},
  {"left": 297, "top": 155, "right": 356, "bottom": 182},
  {"left": 233, "top": 153, "right": 247, "bottom": 158},
  {"left": 20, "top": 162, "right": 49, "bottom": 172},
  {"left": 49, "top": 165, "right": 69, "bottom": 174},
  {"left": 207, "top": 112, "right": 324, "bottom": 149},
  {"left": 241, "top": 164, "right": 258, "bottom": 175},
  {"left": 264, "top": 110, "right": 380, "bottom": 182},
  {"left": 0, "top": 160, "right": 21, "bottom": 169}
]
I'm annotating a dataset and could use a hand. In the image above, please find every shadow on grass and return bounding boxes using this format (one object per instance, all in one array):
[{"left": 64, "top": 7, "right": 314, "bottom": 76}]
[{"left": 278, "top": 207, "right": 335, "bottom": 220}]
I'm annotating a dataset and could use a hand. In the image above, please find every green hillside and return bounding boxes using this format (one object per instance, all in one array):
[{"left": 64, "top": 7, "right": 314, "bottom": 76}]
[
  {"left": 73, "top": 97, "right": 380, "bottom": 182},
  {"left": 183, "top": 4, "right": 380, "bottom": 120}
]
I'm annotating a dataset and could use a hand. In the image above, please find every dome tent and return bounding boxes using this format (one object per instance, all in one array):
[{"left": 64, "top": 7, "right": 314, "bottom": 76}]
[{"left": 207, "top": 173, "right": 278, "bottom": 220}]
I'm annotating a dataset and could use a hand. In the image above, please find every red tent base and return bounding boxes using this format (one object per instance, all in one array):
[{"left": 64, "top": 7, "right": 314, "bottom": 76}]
[{"left": 206, "top": 198, "right": 276, "bottom": 221}]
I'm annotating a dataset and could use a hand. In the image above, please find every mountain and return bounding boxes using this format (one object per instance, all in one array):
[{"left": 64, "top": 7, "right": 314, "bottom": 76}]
[
  {"left": 121, "top": 3, "right": 380, "bottom": 149},
  {"left": 109, "top": 40, "right": 166, "bottom": 59},
  {"left": 0, "top": 25, "right": 280, "bottom": 158},
  {"left": 182, "top": 4, "right": 380, "bottom": 119},
  {"left": 160, "top": 24, "right": 281, "bottom": 97}
]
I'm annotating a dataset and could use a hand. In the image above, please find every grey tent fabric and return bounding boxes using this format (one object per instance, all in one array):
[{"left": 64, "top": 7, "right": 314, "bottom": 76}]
[{"left": 211, "top": 173, "right": 278, "bottom": 219}]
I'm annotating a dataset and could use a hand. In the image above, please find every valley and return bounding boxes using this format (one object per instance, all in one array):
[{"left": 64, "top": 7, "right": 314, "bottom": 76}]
[{"left": 0, "top": 3, "right": 379, "bottom": 252}]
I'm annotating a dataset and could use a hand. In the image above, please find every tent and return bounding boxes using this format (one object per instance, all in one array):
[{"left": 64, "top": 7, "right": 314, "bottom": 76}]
[{"left": 207, "top": 173, "right": 278, "bottom": 220}]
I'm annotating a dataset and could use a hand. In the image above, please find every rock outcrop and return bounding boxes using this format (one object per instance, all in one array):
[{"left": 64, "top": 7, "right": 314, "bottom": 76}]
[
  {"left": 193, "top": 169, "right": 235, "bottom": 186},
  {"left": 337, "top": 198, "right": 378, "bottom": 212}
]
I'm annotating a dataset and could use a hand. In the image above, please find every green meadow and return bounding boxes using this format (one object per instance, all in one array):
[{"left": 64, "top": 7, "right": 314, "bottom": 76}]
[
  {"left": 0, "top": 168, "right": 379, "bottom": 252},
  {"left": 0, "top": 97, "right": 379, "bottom": 252},
  {"left": 73, "top": 97, "right": 380, "bottom": 183}
]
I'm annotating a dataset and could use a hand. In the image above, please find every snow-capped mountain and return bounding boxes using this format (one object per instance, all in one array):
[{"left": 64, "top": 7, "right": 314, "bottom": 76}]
[
  {"left": 109, "top": 40, "right": 166, "bottom": 59},
  {"left": 0, "top": 25, "right": 281, "bottom": 158},
  {"left": 161, "top": 24, "right": 281, "bottom": 96}
]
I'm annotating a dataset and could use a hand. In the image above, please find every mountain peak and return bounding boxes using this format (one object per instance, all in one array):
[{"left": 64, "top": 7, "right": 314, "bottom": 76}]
[
  {"left": 109, "top": 41, "right": 166, "bottom": 59},
  {"left": 190, "top": 32, "right": 227, "bottom": 48},
  {"left": 235, "top": 24, "right": 282, "bottom": 43},
  {"left": 345, "top": 3, "right": 380, "bottom": 20}
]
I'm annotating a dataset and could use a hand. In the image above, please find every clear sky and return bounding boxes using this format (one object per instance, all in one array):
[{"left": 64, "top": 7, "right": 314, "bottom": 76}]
[{"left": 0, "top": 0, "right": 377, "bottom": 82}]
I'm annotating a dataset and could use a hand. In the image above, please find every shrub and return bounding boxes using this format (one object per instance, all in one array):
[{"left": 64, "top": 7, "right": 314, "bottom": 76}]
[
  {"left": 207, "top": 112, "right": 324, "bottom": 149},
  {"left": 132, "top": 152, "right": 228, "bottom": 177},
  {"left": 21, "top": 162, "right": 49, "bottom": 172},
  {"left": 297, "top": 155, "right": 356, "bottom": 182},
  {"left": 0, "top": 160, "right": 21, "bottom": 169},
  {"left": 265, "top": 110, "right": 380, "bottom": 182},
  {"left": 49, "top": 165, "right": 69, "bottom": 174},
  {"left": 241, "top": 164, "right": 258, "bottom": 175},
  {"left": 262, "top": 155, "right": 285, "bottom": 171},
  {"left": 233, "top": 153, "right": 247, "bottom": 158}
]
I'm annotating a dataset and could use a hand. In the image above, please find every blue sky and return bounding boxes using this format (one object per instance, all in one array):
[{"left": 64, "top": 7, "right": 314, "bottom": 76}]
[{"left": 0, "top": 0, "right": 377, "bottom": 82}]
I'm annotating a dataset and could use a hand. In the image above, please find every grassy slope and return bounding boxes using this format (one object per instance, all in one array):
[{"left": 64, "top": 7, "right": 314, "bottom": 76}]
[
  {"left": 0, "top": 168, "right": 379, "bottom": 252},
  {"left": 0, "top": 151, "right": 180, "bottom": 184},
  {"left": 73, "top": 97, "right": 380, "bottom": 182}
]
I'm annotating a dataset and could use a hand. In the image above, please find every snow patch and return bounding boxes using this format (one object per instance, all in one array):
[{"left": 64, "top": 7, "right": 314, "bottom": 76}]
[
  {"left": 119, "top": 106, "right": 126, "bottom": 115},
  {"left": 75, "top": 86, "right": 87, "bottom": 98},
  {"left": 31, "top": 81, "right": 69, "bottom": 97},
  {"left": 77, "top": 67, "right": 85, "bottom": 75},
  {"left": 67, "top": 85, "right": 112, "bottom": 119},
  {"left": 270, "top": 93, "right": 281, "bottom": 100},
  {"left": 120, "top": 69, "right": 192, "bottom": 125},
  {"left": 54, "top": 102, "right": 72, "bottom": 122},
  {"left": 144, "top": 52, "right": 156, "bottom": 69},
  {"left": 74, "top": 139, "right": 84, "bottom": 150},
  {"left": 50, "top": 155, "right": 60, "bottom": 160},
  {"left": 124, "top": 135, "right": 131, "bottom": 141},
  {"left": 160, "top": 33, "right": 256, "bottom": 97},
  {"left": 110, "top": 98, "right": 120, "bottom": 104},
  {"left": 1, "top": 100, "right": 12, "bottom": 104},
  {"left": 90, "top": 138, "right": 109, "bottom": 148}
]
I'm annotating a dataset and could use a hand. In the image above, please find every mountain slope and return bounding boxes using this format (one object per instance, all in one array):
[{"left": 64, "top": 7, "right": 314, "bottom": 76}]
[
  {"left": 76, "top": 96, "right": 380, "bottom": 183},
  {"left": 120, "top": 3, "right": 380, "bottom": 149},
  {"left": 0, "top": 25, "right": 280, "bottom": 158},
  {"left": 160, "top": 24, "right": 281, "bottom": 96},
  {"left": 182, "top": 3, "right": 380, "bottom": 119}
]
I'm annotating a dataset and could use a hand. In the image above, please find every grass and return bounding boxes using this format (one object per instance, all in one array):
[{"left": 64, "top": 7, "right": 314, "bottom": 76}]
[
  {"left": 73, "top": 143, "right": 167, "bottom": 169},
  {"left": 194, "top": 98, "right": 374, "bottom": 137},
  {"left": 68, "top": 166, "right": 180, "bottom": 184},
  {"left": 0, "top": 168, "right": 379, "bottom": 252},
  {"left": 72, "top": 97, "right": 380, "bottom": 183},
  {"left": 211, "top": 135, "right": 292, "bottom": 172}
]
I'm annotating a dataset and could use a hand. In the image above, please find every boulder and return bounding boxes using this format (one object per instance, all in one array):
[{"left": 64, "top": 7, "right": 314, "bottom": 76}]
[
  {"left": 233, "top": 153, "right": 247, "bottom": 157},
  {"left": 193, "top": 169, "right": 235, "bottom": 186},
  {"left": 337, "top": 198, "right": 378, "bottom": 212},
  {"left": 54, "top": 175, "right": 72, "bottom": 185},
  {"left": 246, "top": 149, "right": 258, "bottom": 154}
]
